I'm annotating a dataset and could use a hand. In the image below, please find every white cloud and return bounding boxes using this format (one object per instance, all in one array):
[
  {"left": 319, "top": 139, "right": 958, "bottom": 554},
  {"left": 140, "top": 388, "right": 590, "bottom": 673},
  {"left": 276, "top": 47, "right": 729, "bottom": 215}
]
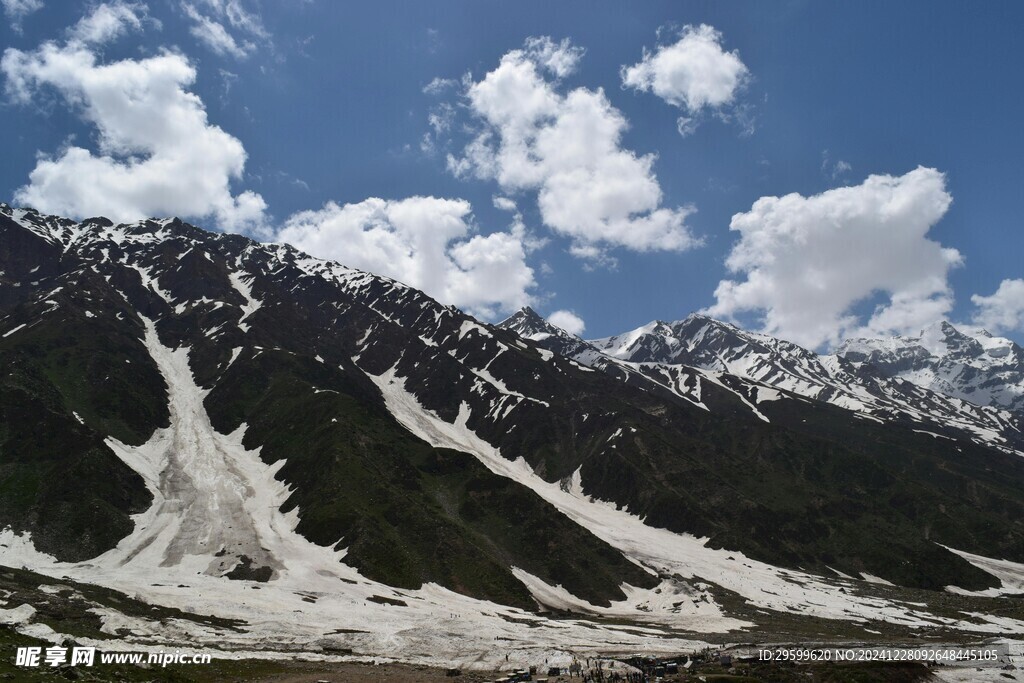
[
  {"left": 423, "top": 77, "right": 456, "bottom": 95},
  {"left": 622, "top": 24, "right": 749, "bottom": 135},
  {"left": 547, "top": 309, "right": 585, "bottom": 336},
  {"left": 492, "top": 196, "right": 517, "bottom": 212},
  {"left": 422, "top": 101, "right": 457, "bottom": 154},
  {"left": 192, "top": 0, "right": 266, "bottom": 39},
  {"left": 425, "top": 27, "right": 440, "bottom": 54},
  {"left": 568, "top": 243, "right": 617, "bottom": 270},
  {"left": 521, "top": 36, "right": 584, "bottom": 78},
  {"left": 276, "top": 197, "right": 536, "bottom": 319},
  {"left": 182, "top": 0, "right": 267, "bottom": 58},
  {"left": 821, "top": 150, "right": 852, "bottom": 181},
  {"left": 427, "top": 102, "right": 454, "bottom": 134},
  {"left": 183, "top": 3, "right": 253, "bottom": 59},
  {"left": 2, "top": 0, "right": 42, "bottom": 31},
  {"left": 67, "top": 1, "right": 147, "bottom": 45},
  {"left": 705, "top": 167, "right": 961, "bottom": 350},
  {"left": 1, "top": 3, "right": 267, "bottom": 233},
  {"left": 447, "top": 36, "right": 698, "bottom": 262},
  {"left": 675, "top": 116, "right": 698, "bottom": 137},
  {"left": 972, "top": 279, "right": 1024, "bottom": 334}
]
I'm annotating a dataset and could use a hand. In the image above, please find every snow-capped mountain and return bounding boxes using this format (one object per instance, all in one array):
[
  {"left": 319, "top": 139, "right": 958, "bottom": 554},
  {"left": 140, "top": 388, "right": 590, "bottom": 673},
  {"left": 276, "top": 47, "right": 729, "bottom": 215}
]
[
  {"left": 576, "top": 313, "right": 1024, "bottom": 456},
  {"left": 838, "top": 321, "right": 1024, "bottom": 415},
  {"left": 5, "top": 205, "right": 1024, "bottom": 661},
  {"left": 498, "top": 306, "right": 594, "bottom": 359},
  {"left": 499, "top": 307, "right": 774, "bottom": 419}
]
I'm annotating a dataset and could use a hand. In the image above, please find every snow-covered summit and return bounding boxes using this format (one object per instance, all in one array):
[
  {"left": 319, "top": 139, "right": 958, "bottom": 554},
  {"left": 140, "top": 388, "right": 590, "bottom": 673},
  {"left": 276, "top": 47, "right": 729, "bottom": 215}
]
[
  {"left": 590, "top": 313, "right": 815, "bottom": 370},
  {"left": 499, "top": 308, "right": 1024, "bottom": 456},
  {"left": 837, "top": 321, "right": 1024, "bottom": 414},
  {"left": 498, "top": 306, "right": 565, "bottom": 341}
]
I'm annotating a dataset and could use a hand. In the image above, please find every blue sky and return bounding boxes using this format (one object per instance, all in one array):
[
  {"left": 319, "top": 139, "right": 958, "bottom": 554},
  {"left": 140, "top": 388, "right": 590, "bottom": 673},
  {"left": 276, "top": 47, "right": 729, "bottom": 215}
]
[{"left": 2, "top": 1, "right": 1022, "bottom": 347}]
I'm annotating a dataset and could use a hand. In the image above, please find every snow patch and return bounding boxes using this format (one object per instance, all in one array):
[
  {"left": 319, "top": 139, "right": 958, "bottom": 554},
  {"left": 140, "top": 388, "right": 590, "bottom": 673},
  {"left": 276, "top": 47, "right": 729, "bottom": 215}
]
[
  {"left": 228, "top": 271, "right": 262, "bottom": 332},
  {"left": 365, "top": 367, "right": 1002, "bottom": 633},
  {"left": 943, "top": 546, "right": 1024, "bottom": 597}
]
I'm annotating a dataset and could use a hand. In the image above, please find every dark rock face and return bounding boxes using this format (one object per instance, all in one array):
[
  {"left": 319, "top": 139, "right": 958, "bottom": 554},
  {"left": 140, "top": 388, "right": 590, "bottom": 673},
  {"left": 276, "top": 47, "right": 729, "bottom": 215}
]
[
  {"left": 3, "top": 205, "right": 1024, "bottom": 602},
  {"left": 0, "top": 207, "right": 655, "bottom": 606}
]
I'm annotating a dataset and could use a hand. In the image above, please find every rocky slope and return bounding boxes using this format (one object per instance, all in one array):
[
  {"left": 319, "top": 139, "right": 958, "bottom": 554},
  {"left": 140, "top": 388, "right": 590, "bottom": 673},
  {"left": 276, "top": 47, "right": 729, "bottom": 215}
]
[{"left": 4, "top": 206, "right": 1024, "bottom": 656}]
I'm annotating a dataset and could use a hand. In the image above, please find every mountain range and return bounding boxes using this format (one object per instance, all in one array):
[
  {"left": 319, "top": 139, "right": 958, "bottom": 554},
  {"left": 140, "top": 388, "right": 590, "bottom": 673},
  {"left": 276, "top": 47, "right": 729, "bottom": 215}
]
[
  {"left": 2, "top": 205, "right": 1024, "bottom": 665},
  {"left": 501, "top": 309, "right": 1024, "bottom": 456},
  {"left": 839, "top": 322, "right": 1024, "bottom": 414}
]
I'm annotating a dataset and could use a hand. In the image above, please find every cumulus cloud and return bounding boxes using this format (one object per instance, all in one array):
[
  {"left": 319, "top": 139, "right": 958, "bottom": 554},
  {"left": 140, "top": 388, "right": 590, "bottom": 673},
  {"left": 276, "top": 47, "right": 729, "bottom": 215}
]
[
  {"left": 547, "top": 309, "right": 585, "bottom": 336},
  {"left": 2, "top": 0, "right": 42, "bottom": 31},
  {"left": 621, "top": 24, "right": 749, "bottom": 136},
  {"left": 276, "top": 197, "right": 536, "bottom": 319},
  {"left": 972, "top": 279, "right": 1024, "bottom": 334},
  {"left": 521, "top": 36, "right": 584, "bottom": 78},
  {"left": 705, "top": 167, "right": 961, "bottom": 350},
  {"left": 1, "top": 2, "right": 267, "bottom": 233},
  {"left": 446, "top": 36, "right": 699, "bottom": 262}
]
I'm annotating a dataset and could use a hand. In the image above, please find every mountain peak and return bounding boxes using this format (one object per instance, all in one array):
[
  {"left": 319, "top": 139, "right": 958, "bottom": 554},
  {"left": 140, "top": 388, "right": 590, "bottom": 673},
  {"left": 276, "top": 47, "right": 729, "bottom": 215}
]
[
  {"left": 497, "top": 305, "right": 545, "bottom": 330},
  {"left": 497, "top": 306, "right": 565, "bottom": 339},
  {"left": 836, "top": 320, "right": 1024, "bottom": 414},
  {"left": 518, "top": 305, "right": 543, "bottom": 320},
  {"left": 919, "top": 319, "right": 960, "bottom": 339}
]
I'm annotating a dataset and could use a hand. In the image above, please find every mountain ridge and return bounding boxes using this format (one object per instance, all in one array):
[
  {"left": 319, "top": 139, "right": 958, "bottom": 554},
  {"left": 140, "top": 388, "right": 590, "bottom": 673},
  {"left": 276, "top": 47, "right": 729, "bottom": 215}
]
[
  {"left": 545, "top": 309, "right": 1024, "bottom": 455},
  {"left": 5, "top": 205, "right": 1024, "bottom": 659},
  {"left": 838, "top": 320, "right": 1024, "bottom": 415}
]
